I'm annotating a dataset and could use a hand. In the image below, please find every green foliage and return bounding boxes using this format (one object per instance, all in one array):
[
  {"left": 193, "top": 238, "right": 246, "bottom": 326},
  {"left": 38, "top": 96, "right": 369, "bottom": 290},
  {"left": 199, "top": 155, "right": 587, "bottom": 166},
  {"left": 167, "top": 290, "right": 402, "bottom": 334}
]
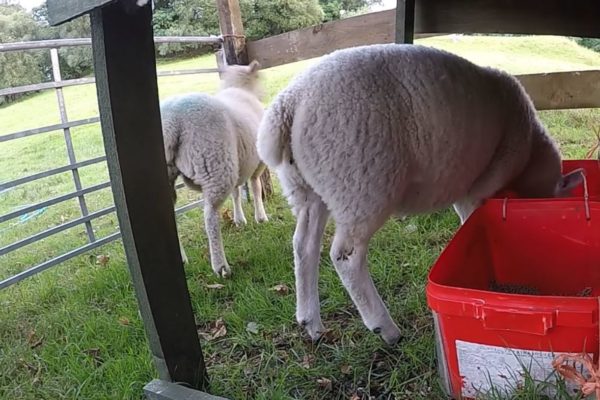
[
  {"left": 574, "top": 37, "right": 600, "bottom": 53},
  {"left": 152, "top": 0, "right": 324, "bottom": 56},
  {"left": 32, "top": 2, "right": 93, "bottom": 80},
  {"left": 0, "top": 4, "right": 45, "bottom": 104},
  {"left": 319, "top": 0, "right": 381, "bottom": 22}
]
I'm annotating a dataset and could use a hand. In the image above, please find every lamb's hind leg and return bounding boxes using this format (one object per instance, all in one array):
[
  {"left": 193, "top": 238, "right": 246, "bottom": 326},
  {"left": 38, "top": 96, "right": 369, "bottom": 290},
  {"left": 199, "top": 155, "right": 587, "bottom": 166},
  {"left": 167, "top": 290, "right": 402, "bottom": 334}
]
[
  {"left": 231, "top": 186, "right": 247, "bottom": 226},
  {"left": 292, "top": 190, "right": 329, "bottom": 341},
  {"left": 204, "top": 199, "right": 231, "bottom": 278},
  {"left": 330, "top": 224, "right": 401, "bottom": 345},
  {"left": 250, "top": 176, "right": 268, "bottom": 223}
]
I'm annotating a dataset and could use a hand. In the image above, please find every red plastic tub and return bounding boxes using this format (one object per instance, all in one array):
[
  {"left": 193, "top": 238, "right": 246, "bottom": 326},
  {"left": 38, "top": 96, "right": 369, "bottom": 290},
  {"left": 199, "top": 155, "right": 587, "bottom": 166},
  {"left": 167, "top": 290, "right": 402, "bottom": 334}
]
[
  {"left": 493, "top": 159, "right": 600, "bottom": 200},
  {"left": 427, "top": 199, "right": 600, "bottom": 399}
]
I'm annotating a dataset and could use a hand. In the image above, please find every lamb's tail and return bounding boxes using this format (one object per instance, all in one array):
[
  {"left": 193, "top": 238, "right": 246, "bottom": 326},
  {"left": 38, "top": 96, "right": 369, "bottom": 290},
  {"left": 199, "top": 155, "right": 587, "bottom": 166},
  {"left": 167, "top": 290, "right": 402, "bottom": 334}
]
[
  {"left": 162, "top": 117, "right": 181, "bottom": 203},
  {"left": 257, "top": 94, "right": 295, "bottom": 168}
]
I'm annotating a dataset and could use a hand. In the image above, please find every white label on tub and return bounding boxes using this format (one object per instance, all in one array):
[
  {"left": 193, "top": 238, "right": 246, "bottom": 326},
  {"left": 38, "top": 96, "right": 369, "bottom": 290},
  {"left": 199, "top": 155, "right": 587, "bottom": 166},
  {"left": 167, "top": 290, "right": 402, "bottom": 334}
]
[{"left": 456, "top": 340, "right": 588, "bottom": 398}]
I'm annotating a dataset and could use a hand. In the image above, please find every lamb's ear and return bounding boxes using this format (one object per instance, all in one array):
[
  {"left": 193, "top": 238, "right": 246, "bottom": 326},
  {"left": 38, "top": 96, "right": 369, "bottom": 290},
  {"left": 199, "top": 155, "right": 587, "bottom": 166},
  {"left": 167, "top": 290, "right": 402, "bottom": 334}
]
[
  {"left": 556, "top": 169, "right": 585, "bottom": 196},
  {"left": 248, "top": 60, "right": 260, "bottom": 73}
]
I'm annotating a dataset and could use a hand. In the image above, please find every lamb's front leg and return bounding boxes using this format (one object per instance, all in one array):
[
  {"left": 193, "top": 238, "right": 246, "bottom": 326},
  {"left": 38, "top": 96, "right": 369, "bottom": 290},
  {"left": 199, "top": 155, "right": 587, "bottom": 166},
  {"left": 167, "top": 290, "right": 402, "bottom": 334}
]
[
  {"left": 250, "top": 176, "right": 268, "bottom": 223},
  {"left": 293, "top": 196, "right": 329, "bottom": 341},
  {"left": 231, "top": 185, "right": 247, "bottom": 226},
  {"left": 204, "top": 202, "right": 231, "bottom": 277},
  {"left": 330, "top": 226, "right": 401, "bottom": 345}
]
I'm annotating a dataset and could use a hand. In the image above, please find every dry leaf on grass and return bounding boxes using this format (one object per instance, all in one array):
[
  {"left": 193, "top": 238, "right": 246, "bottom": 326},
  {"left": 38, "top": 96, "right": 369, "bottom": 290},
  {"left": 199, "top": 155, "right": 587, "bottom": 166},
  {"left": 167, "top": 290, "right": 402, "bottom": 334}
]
[
  {"left": 246, "top": 322, "right": 259, "bottom": 334},
  {"left": 301, "top": 354, "right": 314, "bottom": 369},
  {"left": 221, "top": 209, "right": 233, "bottom": 225},
  {"left": 118, "top": 316, "right": 130, "bottom": 326},
  {"left": 26, "top": 330, "right": 43, "bottom": 349},
  {"left": 206, "top": 283, "right": 225, "bottom": 290},
  {"left": 84, "top": 348, "right": 103, "bottom": 367},
  {"left": 96, "top": 254, "right": 110, "bottom": 266},
  {"left": 269, "top": 284, "right": 290, "bottom": 295},
  {"left": 199, "top": 318, "right": 227, "bottom": 341},
  {"left": 316, "top": 377, "right": 332, "bottom": 391},
  {"left": 340, "top": 364, "right": 352, "bottom": 375}
]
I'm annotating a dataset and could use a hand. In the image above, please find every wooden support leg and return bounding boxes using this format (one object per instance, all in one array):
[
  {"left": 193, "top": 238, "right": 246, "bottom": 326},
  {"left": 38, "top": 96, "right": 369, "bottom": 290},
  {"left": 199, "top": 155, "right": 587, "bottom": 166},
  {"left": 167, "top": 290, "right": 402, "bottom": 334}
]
[{"left": 90, "top": 0, "right": 207, "bottom": 389}]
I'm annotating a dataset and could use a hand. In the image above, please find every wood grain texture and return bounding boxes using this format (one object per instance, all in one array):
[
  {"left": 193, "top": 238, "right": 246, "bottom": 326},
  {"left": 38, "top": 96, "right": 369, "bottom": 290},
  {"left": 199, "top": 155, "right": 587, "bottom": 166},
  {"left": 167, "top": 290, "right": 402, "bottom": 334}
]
[
  {"left": 90, "top": 0, "right": 207, "bottom": 389},
  {"left": 249, "top": 1, "right": 600, "bottom": 69}
]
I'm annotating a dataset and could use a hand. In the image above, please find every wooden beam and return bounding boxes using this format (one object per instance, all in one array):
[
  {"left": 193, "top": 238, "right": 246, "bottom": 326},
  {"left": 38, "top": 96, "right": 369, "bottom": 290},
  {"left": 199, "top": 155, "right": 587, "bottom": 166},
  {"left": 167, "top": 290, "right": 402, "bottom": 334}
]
[
  {"left": 248, "top": 1, "right": 600, "bottom": 69},
  {"left": 216, "top": 0, "right": 248, "bottom": 65},
  {"left": 47, "top": 0, "right": 115, "bottom": 26},
  {"left": 247, "top": 10, "right": 398, "bottom": 69},
  {"left": 415, "top": 0, "right": 600, "bottom": 38},
  {"left": 89, "top": 0, "right": 207, "bottom": 389},
  {"left": 517, "top": 70, "right": 600, "bottom": 110},
  {"left": 395, "top": 0, "right": 415, "bottom": 44}
]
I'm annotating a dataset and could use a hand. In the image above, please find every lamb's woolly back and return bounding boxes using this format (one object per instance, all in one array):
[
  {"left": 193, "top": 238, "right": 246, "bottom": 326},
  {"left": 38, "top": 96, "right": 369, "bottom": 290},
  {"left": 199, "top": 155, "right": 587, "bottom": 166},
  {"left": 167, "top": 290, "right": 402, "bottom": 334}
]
[
  {"left": 160, "top": 60, "right": 268, "bottom": 277},
  {"left": 257, "top": 43, "right": 583, "bottom": 345}
]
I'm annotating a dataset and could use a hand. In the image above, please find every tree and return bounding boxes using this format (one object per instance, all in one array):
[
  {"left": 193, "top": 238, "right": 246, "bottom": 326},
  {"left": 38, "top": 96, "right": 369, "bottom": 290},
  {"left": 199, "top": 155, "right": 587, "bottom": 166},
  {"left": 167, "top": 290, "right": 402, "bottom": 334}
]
[
  {"left": 152, "top": 0, "right": 324, "bottom": 56},
  {"left": 0, "top": 4, "right": 45, "bottom": 104},
  {"left": 32, "top": 2, "right": 93, "bottom": 80},
  {"left": 319, "top": 0, "right": 382, "bottom": 22}
]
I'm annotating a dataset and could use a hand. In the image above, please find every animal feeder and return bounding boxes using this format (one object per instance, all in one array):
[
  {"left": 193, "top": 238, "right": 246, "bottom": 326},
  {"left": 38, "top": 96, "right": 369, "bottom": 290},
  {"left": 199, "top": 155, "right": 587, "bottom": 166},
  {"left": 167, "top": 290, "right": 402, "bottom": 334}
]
[{"left": 427, "top": 164, "right": 600, "bottom": 399}]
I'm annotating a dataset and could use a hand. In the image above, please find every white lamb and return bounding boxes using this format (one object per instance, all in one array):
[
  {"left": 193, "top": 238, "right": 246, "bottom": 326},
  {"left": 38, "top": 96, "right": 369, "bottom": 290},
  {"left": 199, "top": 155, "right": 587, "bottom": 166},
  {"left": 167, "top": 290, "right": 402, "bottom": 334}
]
[
  {"left": 257, "top": 44, "right": 583, "bottom": 345},
  {"left": 162, "top": 60, "right": 268, "bottom": 277}
]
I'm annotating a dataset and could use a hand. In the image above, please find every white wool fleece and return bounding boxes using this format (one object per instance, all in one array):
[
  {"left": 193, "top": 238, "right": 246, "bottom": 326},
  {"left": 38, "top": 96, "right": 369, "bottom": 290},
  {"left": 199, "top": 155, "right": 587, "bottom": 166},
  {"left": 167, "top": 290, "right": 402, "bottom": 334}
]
[{"left": 257, "top": 44, "right": 583, "bottom": 344}]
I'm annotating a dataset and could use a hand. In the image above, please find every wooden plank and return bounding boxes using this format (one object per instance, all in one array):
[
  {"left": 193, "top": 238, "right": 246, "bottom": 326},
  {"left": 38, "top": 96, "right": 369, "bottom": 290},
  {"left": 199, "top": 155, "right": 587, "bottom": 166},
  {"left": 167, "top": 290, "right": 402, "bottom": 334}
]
[
  {"left": 396, "top": 0, "right": 415, "bottom": 44},
  {"left": 249, "top": 1, "right": 600, "bottom": 69},
  {"left": 89, "top": 0, "right": 207, "bottom": 389},
  {"left": 216, "top": 0, "right": 248, "bottom": 65},
  {"left": 47, "top": 0, "right": 115, "bottom": 26},
  {"left": 247, "top": 9, "right": 397, "bottom": 69},
  {"left": 415, "top": 0, "right": 600, "bottom": 38},
  {"left": 517, "top": 70, "right": 600, "bottom": 111}
]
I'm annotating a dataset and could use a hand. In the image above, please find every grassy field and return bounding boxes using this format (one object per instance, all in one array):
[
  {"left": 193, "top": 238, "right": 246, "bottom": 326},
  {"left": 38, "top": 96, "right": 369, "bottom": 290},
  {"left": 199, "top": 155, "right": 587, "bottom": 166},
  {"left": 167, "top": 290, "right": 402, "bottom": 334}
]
[{"left": 0, "top": 35, "right": 599, "bottom": 400}]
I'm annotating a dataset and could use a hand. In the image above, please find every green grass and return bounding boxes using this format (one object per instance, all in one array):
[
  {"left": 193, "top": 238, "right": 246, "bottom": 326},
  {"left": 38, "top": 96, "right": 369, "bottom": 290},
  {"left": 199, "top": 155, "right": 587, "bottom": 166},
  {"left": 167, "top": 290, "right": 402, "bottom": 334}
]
[{"left": 1, "top": 35, "right": 599, "bottom": 399}]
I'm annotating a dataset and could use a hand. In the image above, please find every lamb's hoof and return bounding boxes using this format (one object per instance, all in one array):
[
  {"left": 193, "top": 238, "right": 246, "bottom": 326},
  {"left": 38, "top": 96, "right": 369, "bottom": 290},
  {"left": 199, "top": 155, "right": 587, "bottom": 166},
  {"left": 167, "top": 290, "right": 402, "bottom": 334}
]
[
  {"left": 299, "top": 318, "right": 325, "bottom": 342},
  {"left": 255, "top": 215, "right": 269, "bottom": 224},
  {"left": 234, "top": 217, "right": 247, "bottom": 227},
  {"left": 214, "top": 264, "right": 231, "bottom": 278},
  {"left": 374, "top": 324, "right": 402, "bottom": 346}
]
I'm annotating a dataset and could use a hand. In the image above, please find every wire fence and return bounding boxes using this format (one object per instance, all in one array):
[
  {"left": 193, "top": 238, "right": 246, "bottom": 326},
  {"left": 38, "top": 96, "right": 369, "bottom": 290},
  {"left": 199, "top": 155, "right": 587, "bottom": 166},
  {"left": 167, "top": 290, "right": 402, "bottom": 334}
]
[{"left": 0, "top": 36, "right": 222, "bottom": 290}]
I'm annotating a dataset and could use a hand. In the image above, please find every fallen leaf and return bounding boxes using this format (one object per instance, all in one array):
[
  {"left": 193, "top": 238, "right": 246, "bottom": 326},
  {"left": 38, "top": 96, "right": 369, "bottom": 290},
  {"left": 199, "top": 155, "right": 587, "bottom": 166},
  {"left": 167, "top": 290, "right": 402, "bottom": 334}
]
[
  {"left": 301, "top": 354, "right": 314, "bottom": 369},
  {"left": 118, "top": 316, "right": 130, "bottom": 326},
  {"left": 269, "top": 284, "right": 290, "bottom": 295},
  {"left": 84, "top": 348, "right": 103, "bottom": 367},
  {"left": 26, "top": 330, "right": 43, "bottom": 349},
  {"left": 340, "top": 364, "right": 352, "bottom": 375},
  {"left": 404, "top": 224, "right": 418, "bottom": 234},
  {"left": 316, "top": 377, "right": 332, "bottom": 391},
  {"left": 206, "top": 283, "right": 225, "bottom": 290},
  {"left": 246, "top": 322, "right": 259, "bottom": 334},
  {"left": 96, "top": 254, "right": 110, "bottom": 266},
  {"left": 221, "top": 209, "right": 233, "bottom": 225},
  {"left": 199, "top": 318, "right": 227, "bottom": 341}
]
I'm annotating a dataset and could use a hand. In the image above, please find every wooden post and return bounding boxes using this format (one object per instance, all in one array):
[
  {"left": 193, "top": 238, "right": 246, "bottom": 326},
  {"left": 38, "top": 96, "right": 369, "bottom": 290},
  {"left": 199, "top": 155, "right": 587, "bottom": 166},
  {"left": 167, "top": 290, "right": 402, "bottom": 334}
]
[
  {"left": 89, "top": 0, "right": 207, "bottom": 390},
  {"left": 395, "top": 0, "right": 416, "bottom": 44},
  {"left": 216, "top": 0, "right": 273, "bottom": 199}
]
